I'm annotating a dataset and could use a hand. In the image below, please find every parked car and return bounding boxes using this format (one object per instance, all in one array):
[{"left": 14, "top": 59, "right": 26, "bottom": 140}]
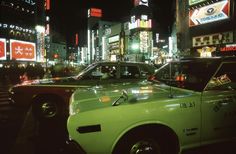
[
  {"left": 67, "top": 57, "right": 236, "bottom": 154},
  {"left": 9, "top": 61, "right": 156, "bottom": 121}
]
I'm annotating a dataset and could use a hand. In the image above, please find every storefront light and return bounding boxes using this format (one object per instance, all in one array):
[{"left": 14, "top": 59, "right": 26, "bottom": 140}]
[{"left": 131, "top": 43, "right": 139, "bottom": 50}]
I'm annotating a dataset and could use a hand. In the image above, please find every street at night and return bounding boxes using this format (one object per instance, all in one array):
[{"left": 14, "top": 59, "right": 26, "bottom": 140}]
[{"left": 1, "top": 0, "right": 236, "bottom": 154}]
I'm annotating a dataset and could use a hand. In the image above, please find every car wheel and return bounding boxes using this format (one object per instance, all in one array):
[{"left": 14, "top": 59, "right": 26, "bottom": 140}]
[
  {"left": 113, "top": 129, "right": 177, "bottom": 154},
  {"left": 32, "top": 96, "right": 64, "bottom": 121}
]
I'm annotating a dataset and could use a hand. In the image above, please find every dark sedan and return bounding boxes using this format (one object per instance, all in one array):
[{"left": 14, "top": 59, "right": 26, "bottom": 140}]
[{"left": 9, "top": 61, "right": 157, "bottom": 122}]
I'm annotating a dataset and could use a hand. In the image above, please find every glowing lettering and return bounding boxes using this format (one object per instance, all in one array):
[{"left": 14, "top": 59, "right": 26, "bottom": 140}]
[
  {"left": 220, "top": 47, "right": 236, "bottom": 52},
  {"left": 15, "top": 46, "right": 23, "bottom": 55}
]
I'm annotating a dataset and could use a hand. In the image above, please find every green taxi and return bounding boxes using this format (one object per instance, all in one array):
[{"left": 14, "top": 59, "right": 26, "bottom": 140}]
[{"left": 67, "top": 57, "right": 236, "bottom": 154}]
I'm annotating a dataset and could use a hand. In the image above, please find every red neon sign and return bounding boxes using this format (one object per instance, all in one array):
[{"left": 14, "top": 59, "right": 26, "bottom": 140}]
[
  {"left": 10, "top": 40, "right": 36, "bottom": 61},
  {"left": 45, "top": 0, "right": 50, "bottom": 10},
  {"left": 90, "top": 8, "right": 102, "bottom": 17},
  {"left": 0, "top": 38, "right": 6, "bottom": 60},
  {"left": 75, "top": 33, "right": 79, "bottom": 46},
  {"left": 220, "top": 46, "right": 236, "bottom": 52}
]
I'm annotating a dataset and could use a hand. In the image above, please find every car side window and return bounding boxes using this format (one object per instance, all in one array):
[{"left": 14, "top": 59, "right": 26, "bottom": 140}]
[
  {"left": 139, "top": 64, "right": 156, "bottom": 78},
  {"left": 86, "top": 65, "right": 117, "bottom": 79},
  {"left": 81, "top": 66, "right": 102, "bottom": 80},
  {"left": 206, "top": 62, "right": 236, "bottom": 91},
  {"left": 120, "top": 66, "right": 140, "bottom": 79},
  {"left": 100, "top": 65, "right": 117, "bottom": 79}
]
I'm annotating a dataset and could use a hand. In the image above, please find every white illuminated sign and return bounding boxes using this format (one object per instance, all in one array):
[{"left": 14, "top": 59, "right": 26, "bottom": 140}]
[
  {"left": 140, "top": 31, "right": 149, "bottom": 53},
  {"left": 129, "top": 19, "right": 152, "bottom": 30},
  {"left": 22, "top": 0, "right": 36, "bottom": 5},
  {"left": 0, "top": 23, "right": 36, "bottom": 34},
  {"left": 139, "top": 0, "right": 148, "bottom": 6},
  {"left": 189, "top": 0, "right": 207, "bottom": 6},
  {"left": 156, "top": 33, "right": 159, "bottom": 43},
  {"left": 108, "top": 35, "right": 119, "bottom": 43},
  {"left": 189, "top": 0, "right": 230, "bottom": 26},
  {"left": 141, "top": 15, "right": 148, "bottom": 20}
]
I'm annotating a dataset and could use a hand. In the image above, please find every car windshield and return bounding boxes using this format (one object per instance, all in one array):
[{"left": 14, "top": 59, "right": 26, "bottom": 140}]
[
  {"left": 75, "top": 63, "right": 98, "bottom": 78},
  {"left": 152, "top": 59, "right": 220, "bottom": 92}
]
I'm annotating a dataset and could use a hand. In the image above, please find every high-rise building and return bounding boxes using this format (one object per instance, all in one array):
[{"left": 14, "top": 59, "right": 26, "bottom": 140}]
[
  {"left": 128, "top": 0, "right": 153, "bottom": 62},
  {"left": 0, "top": 0, "right": 45, "bottom": 63}
]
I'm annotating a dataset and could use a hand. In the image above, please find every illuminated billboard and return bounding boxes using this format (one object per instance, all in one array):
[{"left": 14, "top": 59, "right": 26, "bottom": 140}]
[
  {"left": 189, "top": 0, "right": 207, "bottom": 6},
  {"left": 88, "top": 8, "right": 102, "bottom": 18},
  {"left": 220, "top": 44, "right": 236, "bottom": 52},
  {"left": 0, "top": 38, "right": 6, "bottom": 60},
  {"left": 10, "top": 39, "right": 36, "bottom": 61},
  {"left": 189, "top": 0, "right": 230, "bottom": 27},
  {"left": 129, "top": 15, "right": 152, "bottom": 30},
  {"left": 134, "top": 0, "right": 149, "bottom": 6}
]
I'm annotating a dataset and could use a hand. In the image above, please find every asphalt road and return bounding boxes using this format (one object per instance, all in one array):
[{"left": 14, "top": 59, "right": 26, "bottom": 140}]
[
  {"left": 10, "top": 107, "right": 69, "bottom": 154},
  {"left": 0, "top": 81, "right": 67, "bottom": 154}
]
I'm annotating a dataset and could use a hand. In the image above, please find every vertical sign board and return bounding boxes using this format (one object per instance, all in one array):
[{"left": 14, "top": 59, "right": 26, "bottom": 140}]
[
  {"left": 10, "top": 39, "right": 36, "bottom": 61},
  {"left": 189, "top": 0, "right": 230, "bottom": 27},
  {"left": 0, "top": 38, "right": 6, "bottom": 60}
]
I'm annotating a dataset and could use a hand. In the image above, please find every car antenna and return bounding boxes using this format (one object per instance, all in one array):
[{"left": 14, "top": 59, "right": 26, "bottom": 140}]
[{"left": 169, "top": 61, "right": 173, "bottom": 98}]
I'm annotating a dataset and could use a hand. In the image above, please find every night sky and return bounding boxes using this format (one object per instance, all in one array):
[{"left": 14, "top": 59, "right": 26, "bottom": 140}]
[{"left": 50, "top": 0, "right": 174, "bottom": 44}]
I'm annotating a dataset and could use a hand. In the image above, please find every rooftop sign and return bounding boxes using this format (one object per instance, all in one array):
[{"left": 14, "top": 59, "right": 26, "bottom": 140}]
[
  {"left": 189, "top": 0, "right": 230, "bottom": 27},
  {"left": 88, "top": 8, "right": 102, "bottom": 18}
]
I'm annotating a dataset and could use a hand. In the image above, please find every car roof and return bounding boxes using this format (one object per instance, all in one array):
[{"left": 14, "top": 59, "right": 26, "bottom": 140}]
[
  {"left": 93, "top": 61, "right": 152, "bottom": 65},
  {"left": 180, "top": 56, "right": 236, "bottom": 63}
]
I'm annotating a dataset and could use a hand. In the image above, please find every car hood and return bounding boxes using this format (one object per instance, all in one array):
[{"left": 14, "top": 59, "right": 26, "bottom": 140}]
[{"left": 69, "top": 81, "right": 196, "bottom": 114}]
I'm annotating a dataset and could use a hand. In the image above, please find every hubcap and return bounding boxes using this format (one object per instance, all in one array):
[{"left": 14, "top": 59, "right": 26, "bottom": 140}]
[
  {"left": 130, "top": 140, "right": 161, "bottom": 154},
  {"left": 41, "top": 101, "right": 57, "bottom": 118}
]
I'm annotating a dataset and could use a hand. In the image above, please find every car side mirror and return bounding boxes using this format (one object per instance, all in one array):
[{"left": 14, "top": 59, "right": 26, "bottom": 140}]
[{"left": 112, "top": 90, "right": 128, "bottom": 106}]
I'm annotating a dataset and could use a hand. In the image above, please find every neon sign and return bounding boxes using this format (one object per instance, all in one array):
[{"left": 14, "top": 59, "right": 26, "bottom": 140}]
[
  {"left": 22, "top": 0, "right": 36, "bottom": 5},
  {"left": 129, "top": 16, "right": 152, "bottom": 30},
  {"left": 189, "top": 0, "right": 230, "bottom": 27},
  {"left": 220, "top": 44, "right": 236, "bottom": 52},
  {"left": 0, "top": 38, "right": 6, "bottom": 60},
  {"left": 0, "top": 23, "right": 36, "bottom": 34},
  {"left": 10, "top": 39, "right": 36, "bottom": 61},
  {"left": 88, "top": 8, "right": 102, "bottom": 18}
]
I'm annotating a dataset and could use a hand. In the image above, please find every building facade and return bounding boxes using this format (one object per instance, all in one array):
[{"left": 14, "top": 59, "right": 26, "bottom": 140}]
[
  {"left": 0, "top": 0, "right": 46, "bottom": 63},
  {"left": 176, "top": 0, "right": 236, "bottom": 57}
]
